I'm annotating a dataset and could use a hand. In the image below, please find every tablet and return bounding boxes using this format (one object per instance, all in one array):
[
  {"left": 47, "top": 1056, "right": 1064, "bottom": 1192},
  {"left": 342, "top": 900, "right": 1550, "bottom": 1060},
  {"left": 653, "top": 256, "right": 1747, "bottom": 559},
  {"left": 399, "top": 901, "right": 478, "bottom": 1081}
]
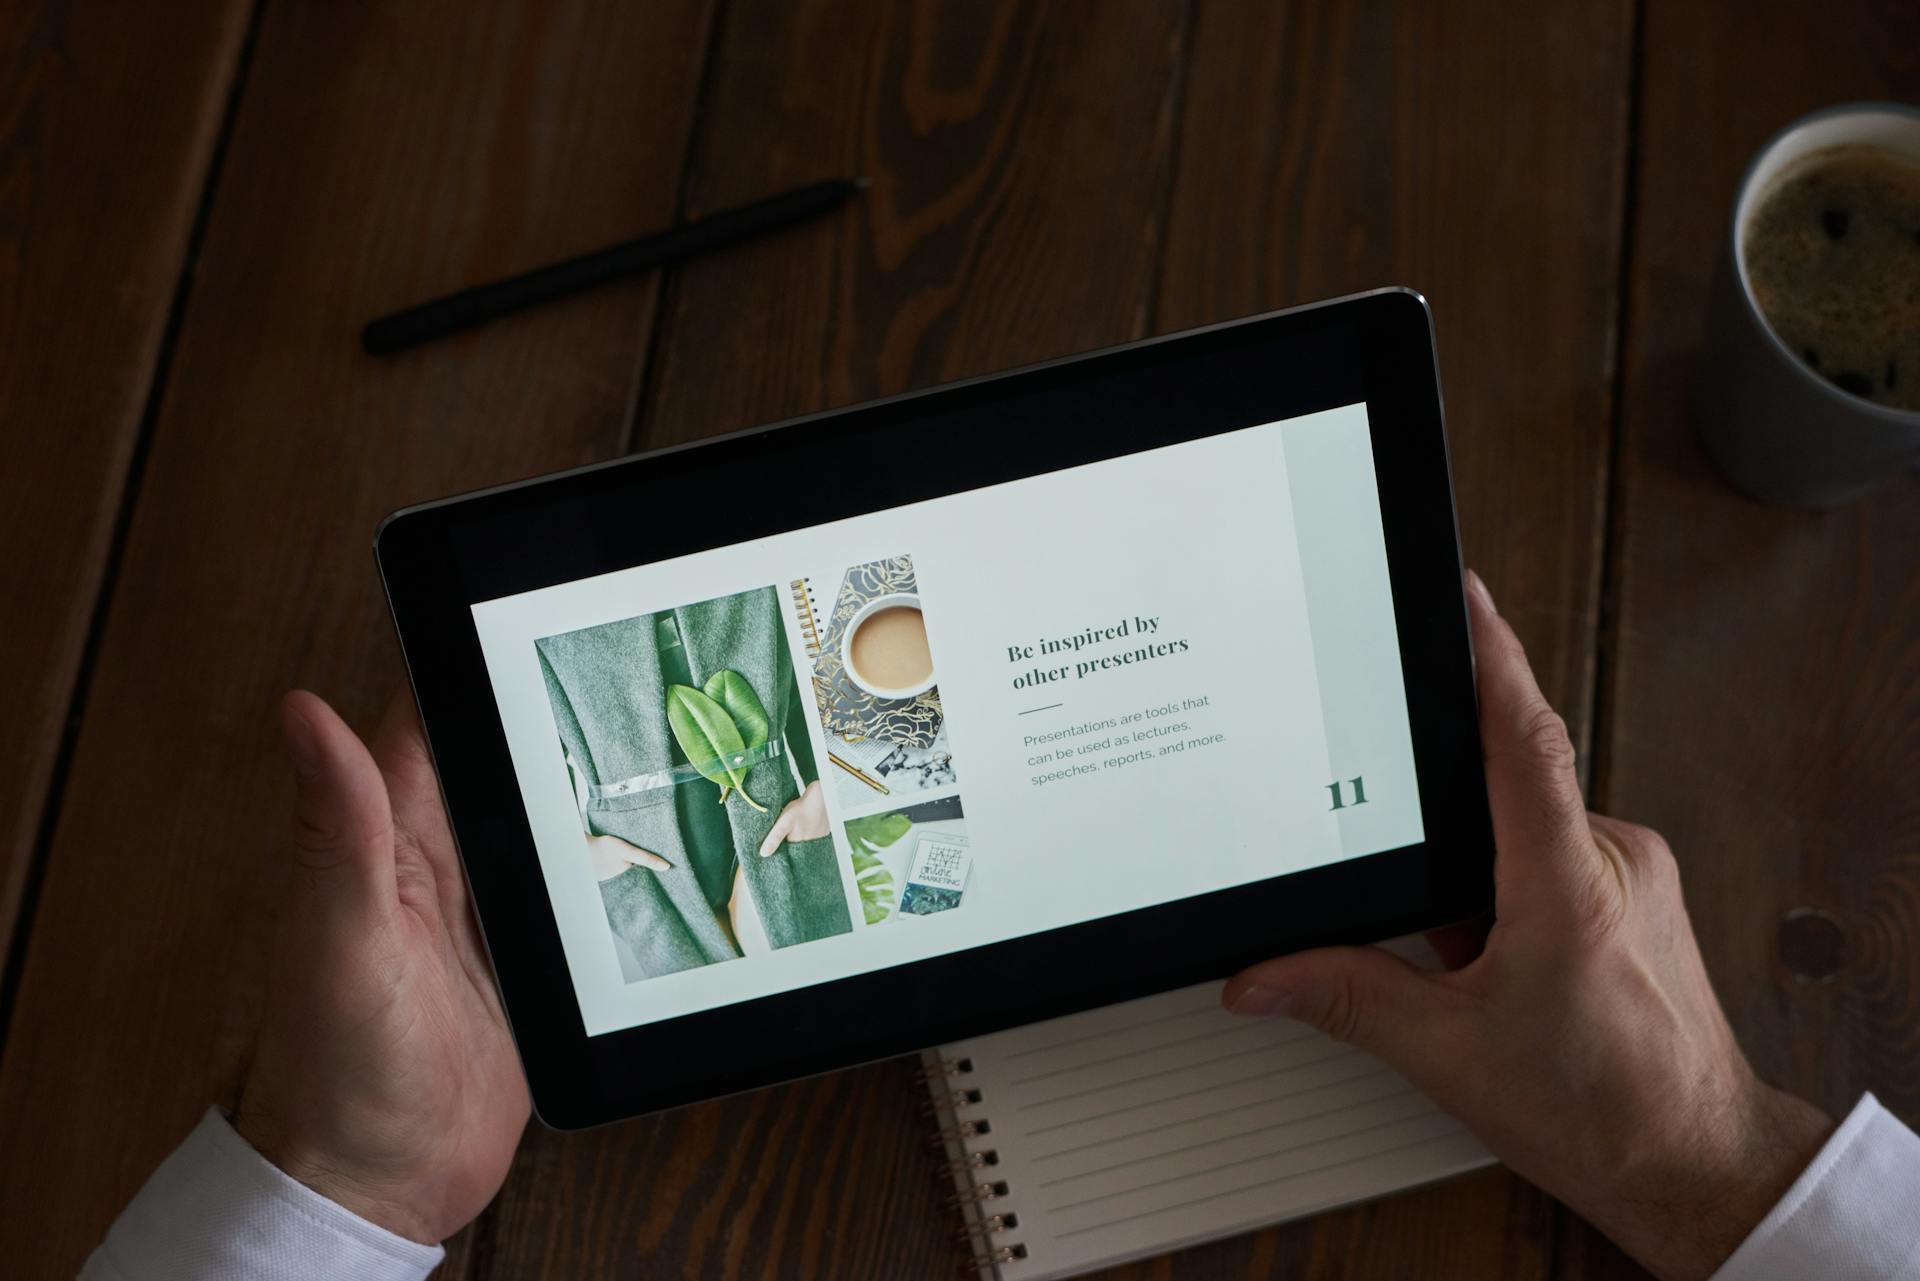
[{"left": 378, "top": 288, "right": 1493, "bottom": 1128}]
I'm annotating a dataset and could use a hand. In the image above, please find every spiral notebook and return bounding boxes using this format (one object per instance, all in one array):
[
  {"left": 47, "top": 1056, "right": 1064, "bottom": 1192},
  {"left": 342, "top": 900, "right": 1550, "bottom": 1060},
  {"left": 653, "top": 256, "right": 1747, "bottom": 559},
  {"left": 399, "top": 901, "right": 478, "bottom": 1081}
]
[{"left": 923, "top": 948, "right": 1493, "bottom": 1278}]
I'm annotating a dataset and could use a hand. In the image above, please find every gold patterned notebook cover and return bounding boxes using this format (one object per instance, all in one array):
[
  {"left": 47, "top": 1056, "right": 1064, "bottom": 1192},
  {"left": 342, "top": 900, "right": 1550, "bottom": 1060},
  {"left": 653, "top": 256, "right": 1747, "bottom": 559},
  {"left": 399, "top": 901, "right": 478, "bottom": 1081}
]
[{"left": 794, "top": 554, "right": 943, "bottom": 749}]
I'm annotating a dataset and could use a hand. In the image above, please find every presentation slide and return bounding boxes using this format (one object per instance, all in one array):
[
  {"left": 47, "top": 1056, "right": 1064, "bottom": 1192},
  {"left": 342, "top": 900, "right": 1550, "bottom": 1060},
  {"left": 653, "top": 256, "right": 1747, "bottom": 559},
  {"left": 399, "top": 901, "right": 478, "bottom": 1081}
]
[{"left": 472, "top": 402, "right": 1423, "bottom": 1036}]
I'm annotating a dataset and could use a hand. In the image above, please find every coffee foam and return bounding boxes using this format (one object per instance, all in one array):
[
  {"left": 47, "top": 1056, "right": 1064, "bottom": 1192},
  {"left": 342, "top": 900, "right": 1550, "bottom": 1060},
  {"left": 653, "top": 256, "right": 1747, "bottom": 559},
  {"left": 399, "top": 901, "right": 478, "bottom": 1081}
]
[{"left": 1744, "top": 144, "right": 1920, "bottom": 412}]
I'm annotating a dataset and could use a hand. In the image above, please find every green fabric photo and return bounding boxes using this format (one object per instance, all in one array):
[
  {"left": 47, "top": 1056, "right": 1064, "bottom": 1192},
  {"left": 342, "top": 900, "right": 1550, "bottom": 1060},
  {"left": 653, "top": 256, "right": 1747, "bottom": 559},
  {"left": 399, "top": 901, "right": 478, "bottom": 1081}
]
[{"left": 536, "top": 587, "right": 851, "bottom": 982}]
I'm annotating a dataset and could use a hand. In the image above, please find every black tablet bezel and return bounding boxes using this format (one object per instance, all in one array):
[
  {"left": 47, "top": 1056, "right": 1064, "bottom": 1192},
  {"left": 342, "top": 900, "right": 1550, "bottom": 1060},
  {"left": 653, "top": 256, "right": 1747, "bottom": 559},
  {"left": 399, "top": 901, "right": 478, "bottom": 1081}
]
[{"left": 378, "top": 288, "right": 1492, "bottom": 1129}]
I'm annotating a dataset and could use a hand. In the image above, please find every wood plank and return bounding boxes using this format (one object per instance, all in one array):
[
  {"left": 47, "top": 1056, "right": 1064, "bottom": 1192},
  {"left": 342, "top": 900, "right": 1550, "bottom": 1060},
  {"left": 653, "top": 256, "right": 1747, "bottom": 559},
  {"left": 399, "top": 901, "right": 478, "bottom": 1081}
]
[
  {"left": 1158, "top": 0, "right": 1633, "bottom": 757},
  {"left": 634, "top": 0, "right": 1191, "bottom": 447},
  {"left": 1081, "top": 1167, "right": 1553, "bottom": 1281},
  {"left": 1147, "top": 2, "right": 1634, "bottom": 1276},
  {"left": 0, "top": 3, "right": 715, "bottom": 1274},
  {"left": 480, "top": 2, "right": 1189, "bottom": 1276},
  {"left": 0, "top": 0, "right": 251, "bottom": 968},
  {"left": 1569, "top": 2, "right": 1920, "bottom": 1278}
]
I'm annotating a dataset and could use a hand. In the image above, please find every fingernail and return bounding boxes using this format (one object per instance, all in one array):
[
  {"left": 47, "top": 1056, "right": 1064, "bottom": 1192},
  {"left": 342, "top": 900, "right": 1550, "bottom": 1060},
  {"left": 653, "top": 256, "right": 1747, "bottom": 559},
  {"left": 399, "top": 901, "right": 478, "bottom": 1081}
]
[
  {"left": 1466, "top": 570, "right": 1498, "bottom": 615},
  {"left": 1226, "top": 983, "right": 1287, "bottom": 1016}
]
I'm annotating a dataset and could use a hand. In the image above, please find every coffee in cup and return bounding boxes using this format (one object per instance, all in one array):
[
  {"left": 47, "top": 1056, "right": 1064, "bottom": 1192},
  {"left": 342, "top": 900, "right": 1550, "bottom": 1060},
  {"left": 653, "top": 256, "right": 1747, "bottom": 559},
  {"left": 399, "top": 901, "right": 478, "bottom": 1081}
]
[
  {"left": 1693, "top": 102, "right": 1920, "bottom": 507},
  {"left": 843, "top": 594, "right": 935, "bottom": 698},
  {"left": 1744, "top": 144, "right": 1920, "bottom": 411}
]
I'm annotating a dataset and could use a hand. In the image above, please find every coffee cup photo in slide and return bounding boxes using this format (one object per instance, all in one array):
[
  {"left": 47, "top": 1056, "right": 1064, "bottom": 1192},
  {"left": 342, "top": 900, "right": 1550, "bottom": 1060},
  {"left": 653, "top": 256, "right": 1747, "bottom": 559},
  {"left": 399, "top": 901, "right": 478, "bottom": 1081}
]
[{"left": 843, "top": 593, "right": 936, "bottom": 699}]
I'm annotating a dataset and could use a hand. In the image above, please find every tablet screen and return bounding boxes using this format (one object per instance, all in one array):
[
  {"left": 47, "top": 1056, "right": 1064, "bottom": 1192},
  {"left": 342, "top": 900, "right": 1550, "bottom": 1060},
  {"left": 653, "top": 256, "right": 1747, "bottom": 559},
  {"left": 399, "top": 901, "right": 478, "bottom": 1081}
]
[{"left": 472, "top": 401, "right": 1421, "bottom": 1036}]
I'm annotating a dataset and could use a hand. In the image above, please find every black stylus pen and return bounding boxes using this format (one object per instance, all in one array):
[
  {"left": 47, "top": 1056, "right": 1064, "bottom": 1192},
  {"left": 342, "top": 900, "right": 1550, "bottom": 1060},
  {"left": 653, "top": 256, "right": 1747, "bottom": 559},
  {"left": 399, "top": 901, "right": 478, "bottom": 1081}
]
[{"left": 362, "top": 176, "right": 868, "bottom": 354}]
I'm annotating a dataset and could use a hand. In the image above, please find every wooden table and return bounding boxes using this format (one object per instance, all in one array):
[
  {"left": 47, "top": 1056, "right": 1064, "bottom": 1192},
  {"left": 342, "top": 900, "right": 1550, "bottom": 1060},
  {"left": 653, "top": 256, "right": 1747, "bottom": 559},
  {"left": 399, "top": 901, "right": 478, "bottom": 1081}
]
[{"left": 3, "top": 2, "right": 1915, "bottom": 1276}]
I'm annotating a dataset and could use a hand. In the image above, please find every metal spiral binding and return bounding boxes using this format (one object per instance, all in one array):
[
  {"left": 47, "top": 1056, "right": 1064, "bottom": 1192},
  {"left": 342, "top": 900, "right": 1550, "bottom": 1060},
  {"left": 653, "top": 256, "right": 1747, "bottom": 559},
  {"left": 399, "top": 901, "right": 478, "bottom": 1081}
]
[
  {"left": 915, "top": 1085, "right": 982, "bottom": 1119},
  {"left": 944, "top": 1147, "right": 1000, "bottom": 1173},
  {"left": 922, "top": 1053, "right": 1025, "bottom": 1272},
  {"left": 970, "top": 1243, "right": 1030, "bottom": 1268},
  {"left": 944, "top": 1178, "right": 1009, "bottom": 1209},
  {"left": 790, "top": 578, "right": 823, "bottom": 660},
  {"left": 911, "top": 1055, "right": 975, "bottom": 1087},
  {"left": 925, "top": 1117, "right": 991, "bottom": 1147},
  {"left": 950, "top": 1210, "right": 1020, "bottom": 1245}
]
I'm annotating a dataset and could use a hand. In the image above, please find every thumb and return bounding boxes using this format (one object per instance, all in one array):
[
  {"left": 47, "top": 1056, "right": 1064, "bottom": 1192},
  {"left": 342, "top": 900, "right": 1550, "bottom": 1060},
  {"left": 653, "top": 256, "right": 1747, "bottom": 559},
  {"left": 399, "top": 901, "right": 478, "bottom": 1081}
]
[
  {"left": 280, "top": 690, "right": 395, "bottom": 913},
  {"left": 758, "top": 809, "right": 793, "bottom": 858},
  {"left": 1464, "top": 572, "right": 1594, "bottom": 902},
  {"left": 1222, "top": 945, "right": 1445, "bottom": 1067}
]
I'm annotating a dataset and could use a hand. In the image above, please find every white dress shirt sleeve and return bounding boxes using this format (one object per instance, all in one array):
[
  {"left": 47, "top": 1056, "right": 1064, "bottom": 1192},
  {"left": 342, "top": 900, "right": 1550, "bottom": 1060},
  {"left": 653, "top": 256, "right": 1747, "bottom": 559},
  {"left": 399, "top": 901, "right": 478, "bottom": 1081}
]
[
  {"left": 81, "top": 1094, "right": 1919, "bottom": 1280},
  {"left": 1713, "top": 1093, "right": 1920, "bottom": 1281},
  {"left": 79, "top": 1108, "right": 444, "bottom": 1281}
]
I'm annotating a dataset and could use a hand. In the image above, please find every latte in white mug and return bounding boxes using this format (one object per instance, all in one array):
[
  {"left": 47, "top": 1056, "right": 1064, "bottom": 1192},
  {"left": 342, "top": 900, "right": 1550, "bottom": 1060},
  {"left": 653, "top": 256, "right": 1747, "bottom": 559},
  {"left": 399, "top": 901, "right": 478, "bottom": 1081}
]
[{"left": 843, "top": 595, "right": 934, "bottom": 698}]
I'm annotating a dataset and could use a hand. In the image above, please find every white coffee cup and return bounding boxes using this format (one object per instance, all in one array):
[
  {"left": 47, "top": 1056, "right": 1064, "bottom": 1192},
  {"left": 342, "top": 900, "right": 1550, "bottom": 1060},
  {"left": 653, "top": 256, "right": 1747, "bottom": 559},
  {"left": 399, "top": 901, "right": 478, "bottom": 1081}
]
[
  {"left": 841, "top": 593, "right": 936, "bottom": 700},
  {"left": 1694, "top": 101, "right": 1920, "bottom": 507}
]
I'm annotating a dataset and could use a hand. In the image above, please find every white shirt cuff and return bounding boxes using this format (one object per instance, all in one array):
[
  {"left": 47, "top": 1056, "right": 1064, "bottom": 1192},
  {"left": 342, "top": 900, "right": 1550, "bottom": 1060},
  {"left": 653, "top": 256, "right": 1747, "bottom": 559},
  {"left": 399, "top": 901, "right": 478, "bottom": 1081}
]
[
  {"left": 1713, "top": 1093, "right": 1920, "bottom": 1281},
  {"left": 80, "top": 1108, "right": 445, "bottom": 1281}
]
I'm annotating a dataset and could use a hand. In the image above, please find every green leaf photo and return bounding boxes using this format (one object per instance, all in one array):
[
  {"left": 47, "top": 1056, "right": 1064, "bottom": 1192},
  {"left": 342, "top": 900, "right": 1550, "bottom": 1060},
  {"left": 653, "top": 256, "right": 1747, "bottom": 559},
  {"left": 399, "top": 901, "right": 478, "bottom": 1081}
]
[
  {"left": 850, "top": 841, "right": 897, "bottom": 925},
  {"left": 665, "top": 681, "right": 767, "bottom": 811}
]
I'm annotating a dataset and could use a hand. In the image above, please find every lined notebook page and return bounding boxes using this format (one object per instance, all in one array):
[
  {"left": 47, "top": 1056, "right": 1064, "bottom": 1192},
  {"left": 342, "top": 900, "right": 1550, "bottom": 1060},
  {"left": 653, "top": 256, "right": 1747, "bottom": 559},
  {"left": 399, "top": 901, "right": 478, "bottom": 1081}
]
[{"left": 935, "top": 980, "right": 1492, "bottom": 1280}]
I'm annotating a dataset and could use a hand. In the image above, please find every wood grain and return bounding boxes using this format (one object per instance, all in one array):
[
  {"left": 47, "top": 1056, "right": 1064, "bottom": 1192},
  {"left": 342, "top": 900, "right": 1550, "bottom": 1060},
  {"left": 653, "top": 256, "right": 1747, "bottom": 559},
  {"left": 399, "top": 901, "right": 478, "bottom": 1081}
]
[
  {"left": 635, "top": 0, "right": 1190, "bottom": 447},
  {"left": 1082, "top": 1167, "right": 1553, "bottom": 1281},
  {"left": 1570, "top": 2, "right": 1920, "bottom": 1278},
  {"left": 1158, "top": 0, "right": 1635, "bottom": 760},
  {"left": 0, "top": 0, "right": 251, "bottom": 969},
  {"left": 0, "top": 3, "right": 714, "bottom": 1274},
  {"left": 481, "top": 2, "right": 1189, "bottom": 1277},
  {"left": 489, "top": 1058, "right": 959, "bottom": 1280},
  {"left": 11, "top": 2, "right": 1814, "bottom": 1277},
  {"left": 1144, "top": 2, "right": 1635, "bottom": 1275}
]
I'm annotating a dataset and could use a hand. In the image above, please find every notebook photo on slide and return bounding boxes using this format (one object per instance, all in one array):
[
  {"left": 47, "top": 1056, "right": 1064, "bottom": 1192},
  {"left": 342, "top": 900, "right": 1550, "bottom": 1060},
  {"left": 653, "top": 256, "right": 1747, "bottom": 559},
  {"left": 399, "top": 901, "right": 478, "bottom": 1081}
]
[{"left": 924, "top": 940, "right": 1491, "bottom": 1279}]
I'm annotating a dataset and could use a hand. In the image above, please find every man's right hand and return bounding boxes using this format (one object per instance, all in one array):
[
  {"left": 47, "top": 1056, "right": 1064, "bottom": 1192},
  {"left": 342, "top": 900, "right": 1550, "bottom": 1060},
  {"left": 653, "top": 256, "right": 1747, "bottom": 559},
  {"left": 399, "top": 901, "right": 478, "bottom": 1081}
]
[
  {"left": 236, "top": 691, "right": 531, "bottom": 1246},
  {"left": 1223, "top": 572, "right": 1833, "bottom": 1281}
]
